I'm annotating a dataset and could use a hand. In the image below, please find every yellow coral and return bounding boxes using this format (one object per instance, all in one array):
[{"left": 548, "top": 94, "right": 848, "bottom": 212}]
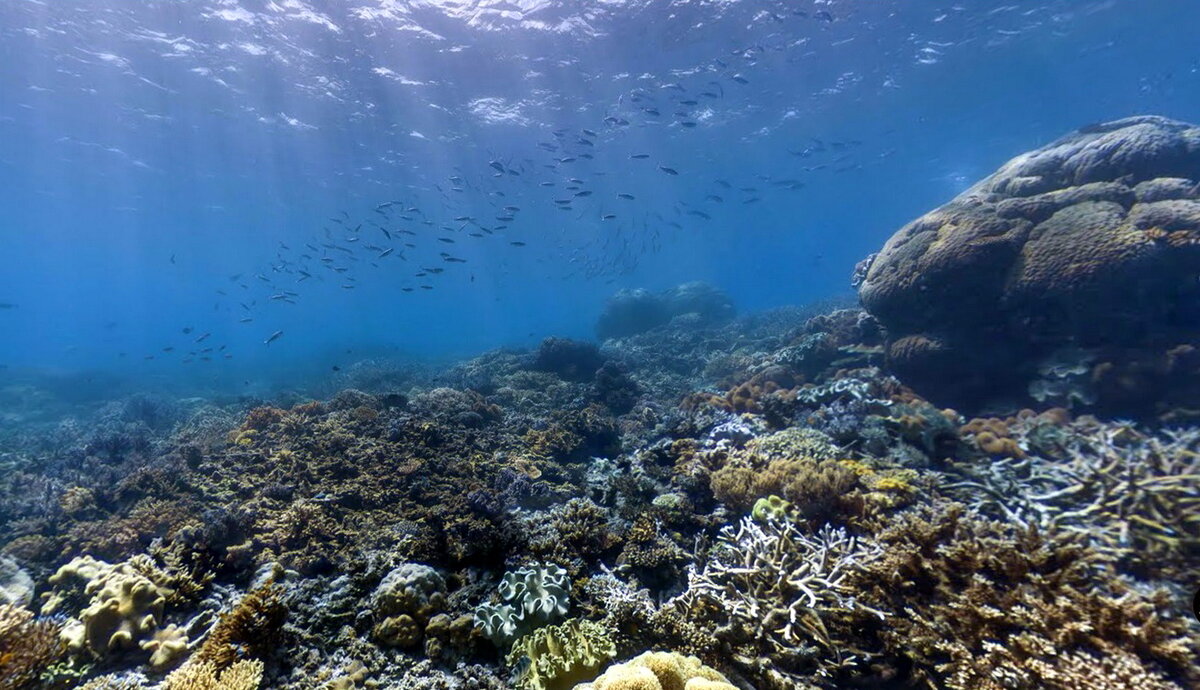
[
  {"left": 42, "top": 556, "right": 180, "bottom": 661},
  {"left": 837, "top": 458, "right": 876, "bottom": 476},
  {"left": 576, "top": 652, "right": 736, "bottom": 690},
  {"left": 872, "top": 476, "right": 915, "bottom": 493},
  {"left": 163, "top": 659, "right": 263, "bottom": 690}
]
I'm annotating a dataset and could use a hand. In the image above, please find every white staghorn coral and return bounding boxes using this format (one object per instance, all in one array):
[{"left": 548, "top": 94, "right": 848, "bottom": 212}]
[{"left": 670, "top": 517, "right": 883, "bottom": 682}]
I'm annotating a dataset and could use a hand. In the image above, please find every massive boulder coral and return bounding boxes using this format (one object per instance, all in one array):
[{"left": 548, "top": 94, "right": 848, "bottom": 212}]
[
  {"left": 372, "top": 562, "right": 447, "bottom": 648},
  {"left": 858, "top": 116, "right": 1200, "bottom": 414}
]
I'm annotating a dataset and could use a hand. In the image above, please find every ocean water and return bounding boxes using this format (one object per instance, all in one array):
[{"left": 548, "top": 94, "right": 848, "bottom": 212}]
[
  {"left": 1, "top": 0, "right": 1197, "bottom": 389},
  {"left": 1, "top": 2, "right": 1200, "bottom": 689}
]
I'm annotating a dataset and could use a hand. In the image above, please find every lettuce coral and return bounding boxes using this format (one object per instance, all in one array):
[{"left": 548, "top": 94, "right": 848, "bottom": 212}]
[{"left": 475, "top": 562, "right": 571, "bottom": 647}]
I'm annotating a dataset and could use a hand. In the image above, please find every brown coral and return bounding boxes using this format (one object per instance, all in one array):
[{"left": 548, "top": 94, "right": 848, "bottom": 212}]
[
  {"left": 846, "top": 503, "right": 1198, "bottom": 689},
  {"left": 0, "top": 603, "right": 64, "bottom": 689},
  {"left": 193, "top": 582, "right": 286, "bottom": 671}
]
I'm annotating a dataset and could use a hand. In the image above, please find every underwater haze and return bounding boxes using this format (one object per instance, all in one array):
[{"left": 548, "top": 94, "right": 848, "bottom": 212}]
[
  {"left": 0, "top": 0, "right": 1197, "bottom": 390},
  {"left": 5, "top": 2, "right": 1200, "bottom": 690}
]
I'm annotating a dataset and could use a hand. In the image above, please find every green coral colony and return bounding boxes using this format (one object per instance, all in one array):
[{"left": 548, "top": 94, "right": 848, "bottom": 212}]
[{"left": 3, "top": 116, "right": 1200, "bottom": 689}]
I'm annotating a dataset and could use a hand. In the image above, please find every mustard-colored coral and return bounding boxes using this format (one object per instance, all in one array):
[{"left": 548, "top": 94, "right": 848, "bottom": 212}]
[{"left": 576, "top": 652, "right": 736, "bottom": 690}]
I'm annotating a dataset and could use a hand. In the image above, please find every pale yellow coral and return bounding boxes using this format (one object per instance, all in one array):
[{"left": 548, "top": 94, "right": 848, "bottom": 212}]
[
  {"left": 141, "top": 623, "right": 190, "bottom": 670},
  {"left": 163, "top": 659, "right": 263, "bottom": 690},
  {"left": 41, "top": 555, "right": 187, "bottom": 662},
  {"left": 576, "top": 652, "right": 736, "bottom": 690}
]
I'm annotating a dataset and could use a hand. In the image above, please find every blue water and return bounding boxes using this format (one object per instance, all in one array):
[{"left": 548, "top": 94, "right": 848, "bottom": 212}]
[{"left": 1, "top": 0, "right": 1198, "bottom": 390}]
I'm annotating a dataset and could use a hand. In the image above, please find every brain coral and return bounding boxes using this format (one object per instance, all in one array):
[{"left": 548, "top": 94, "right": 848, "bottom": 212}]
[
  {"left": 858, "top": 116, "right": 1200, "bottom": 414},
  {"left": 575, "top": 652, "right": 736, "bottom": 690}
]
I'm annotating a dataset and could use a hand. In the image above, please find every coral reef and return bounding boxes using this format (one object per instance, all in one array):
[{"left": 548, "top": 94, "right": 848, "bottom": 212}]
[
  {"left": 1, "top": 284, "right": 1196, "bottom": 689},
  {"left": 533, "top": 338, "right": 606, "bottom": 383},
  {"left": 596, "top": 283, "right": 734, "bottom": 340},
  {"left": 859, "top": 115, "right": 1200, "bottom": 415}
]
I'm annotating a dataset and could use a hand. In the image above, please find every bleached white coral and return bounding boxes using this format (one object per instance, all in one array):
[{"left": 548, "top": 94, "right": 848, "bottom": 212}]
[{"left": 671, "top": 517, "right": 883, "bottom": 680}]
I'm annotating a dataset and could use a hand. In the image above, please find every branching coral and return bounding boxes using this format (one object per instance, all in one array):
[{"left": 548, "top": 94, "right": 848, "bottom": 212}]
[
  {"left": 0, "top": 603, "right": 65, "bottom": 689},
  {"left": 582, "top": 572, "right": 719, "bottom": 665},
  {"left": 669, "top": 517, "right": 883, "bottom": 686},
  {"left": 944, "top": 418, "right": 1200, "bottom": 576},
  {"left": 163, "top": 659, "right": 264, "bottom": 690},
  {"left": 529, "top": 499, "right": 622, "bottom": 569},
  {"left": 193, "top": 582, "right": 286, "bottom": 670},
  {"left": 846, "top": 502, "right": 1198, "bottom": 689}
]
